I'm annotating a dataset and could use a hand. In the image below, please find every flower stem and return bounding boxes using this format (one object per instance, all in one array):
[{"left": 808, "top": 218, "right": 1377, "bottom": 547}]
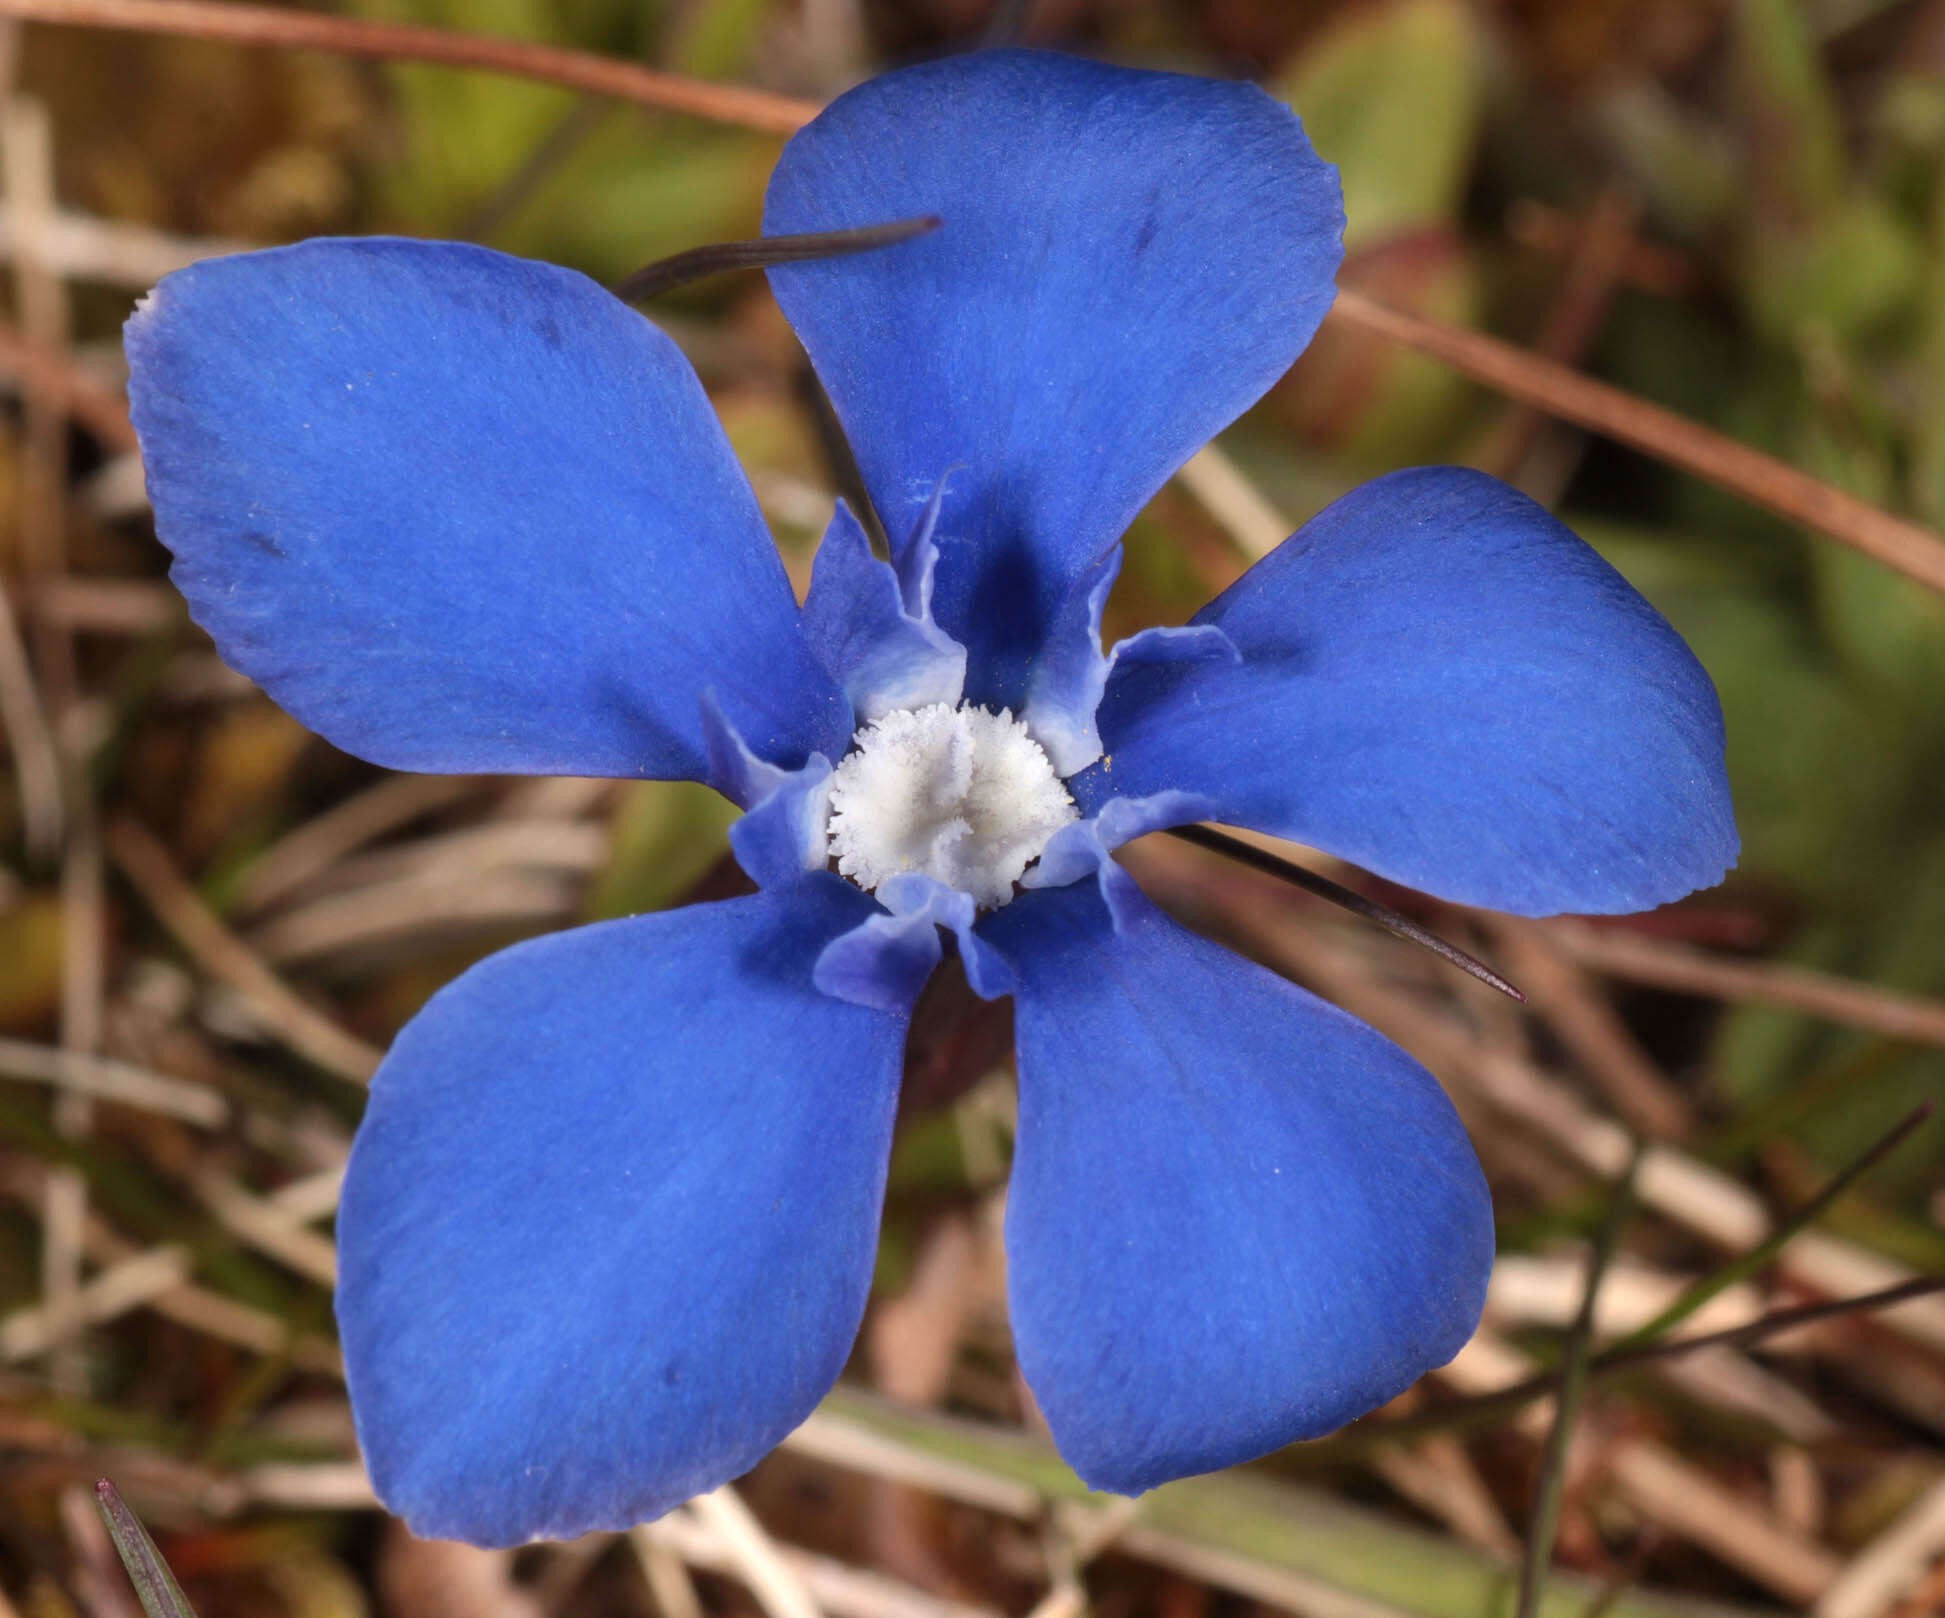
[
  {"left": 1165, "top": 823, "right": 1525, "bottom": 1002},
  {"left": 613, "top": 217, "right": 942, "bottom": 303}
]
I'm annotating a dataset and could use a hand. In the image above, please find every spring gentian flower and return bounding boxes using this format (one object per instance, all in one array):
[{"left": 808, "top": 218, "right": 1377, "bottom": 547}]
[{"left": 124, "top": 50, "right": 1735, "bottom": 1547}]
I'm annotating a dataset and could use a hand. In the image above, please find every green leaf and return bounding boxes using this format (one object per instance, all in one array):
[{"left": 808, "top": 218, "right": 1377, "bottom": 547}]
[
  {"left": 1732, "top": 0, "right": 1846, "bottom": 219},
  {"left": 1742, "top": 195, "right": 1922, "bottom": 342},
  {"left": 490, "top": 120, "right": 777, "bottom": 286},
  {"left": 1275, "top": 0, "right": 1482, "bottom": 250},
  {"left": 665, "top": 0, "right": 778, "bottom": 82},
  {"left": 1729, "top": 0, "right": 1922, "bottom": 338},
  {"left": 585, "top": 780, "right": 738, "bottom": 921},
  {"left": 1576, "top": 520, "right": 1900, "bottom": 902},
  {"left": 352, "top": 0, "right": 581, "bottom": 232}
]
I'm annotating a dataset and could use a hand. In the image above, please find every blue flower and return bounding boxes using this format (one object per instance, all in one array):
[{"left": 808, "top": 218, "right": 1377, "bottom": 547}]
[{"left": 124, "top": 50, "right": 1735, "bottom": 1548}]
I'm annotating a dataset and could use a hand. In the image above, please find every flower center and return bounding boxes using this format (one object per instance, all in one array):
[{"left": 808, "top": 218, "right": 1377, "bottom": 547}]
[{"left": 825, "top": 703, "right": 1078, "bottom": 909}]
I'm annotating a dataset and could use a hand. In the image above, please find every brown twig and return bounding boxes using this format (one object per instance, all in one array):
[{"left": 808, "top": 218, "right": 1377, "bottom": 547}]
[
  {"left": 1385, "top": 1276, "right": 1945, "bottom": 1448},
  {"left": 105, "top": 816, "right": 383, "bottom": 1083},
  {"left": 0, "top": 319, "right": 138, "bottom": 451},
  {"left": 1504, "top": 199, "right": 1695, "bottom": 298},
  {"left": 0, "top": 571, "right": 63, "bottom": 853},
  {"left": 0, "top": 0, "right": 819, "bottom": 131},
  {"left": 14, "top": 0, "right": 1945, "bottom": 602},
  {"left": 1543, "top": 920, "right": 1945, "bottom": 1047},
  {"left": 1328, "top": 287, "right": 1945, "bottom": 597},
  {"left": 1492, "top": 919, "right": 1692, "bottom": 1140},
  {"left": 233, "top": 773, "right": 479, "bottom": 915},
  {"left": 1475, "top": 187, "right": 1639, "bottom": 489}
]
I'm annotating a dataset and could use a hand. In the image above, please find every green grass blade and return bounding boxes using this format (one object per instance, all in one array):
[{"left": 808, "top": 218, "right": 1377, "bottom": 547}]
[
  {"left": 1516, "top": 1141, "right": 1642, "bottom": 1618},
  {"left": 93, "top": 1479, "right": 202, "bottom": 1618},
  {"left": 1606, "top": 1101, "right": 1933, "bottom": 1359}
]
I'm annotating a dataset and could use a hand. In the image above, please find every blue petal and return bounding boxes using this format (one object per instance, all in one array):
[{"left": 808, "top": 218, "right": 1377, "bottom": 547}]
[
  {"left": 766, "top": 50, "right": 1343, "bottom": 708},
  {"left": 1019, "top": 789, "right": 1214, "bottom": 928},
  {"left": 1021, "top": 543, "right": 1239, "bottom": 777},
  {"left": 801, "top": 501, "right": 965, "bottom": 721},
  {"left": 699, "top": 695, "right": 837, "bottom": 890},
  {"left": 814, "top": 871, "right": 1012, "bottom": 1012},
  {"left": 337, "top": 877, "right": 904, "bottom": 1546},
  {"left": 1078, "top": 468, "right": 1738, "bottom": 915},
  {"left": 980, "top": 881, "right": 1492, "bottom": 1492},
  {"left": 128, "top": 237, "right": 848, "bottom": 784}
]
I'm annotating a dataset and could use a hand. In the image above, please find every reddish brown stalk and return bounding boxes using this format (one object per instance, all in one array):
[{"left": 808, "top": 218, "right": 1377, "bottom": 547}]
[
  {"left": 10, "top": 0, "right": 1945, "bottom": 598},
  {"left": 0, "top": 318, "right": 138, "bottom": 451},
  {"left": 105, "top": 816, "right": 382, "bottom": 1084},
  {"left": 1544, "top": 919, "right": 1945, "bottom": 1047},
  {"left": 1329, "top": 287, "right": 1945, "bottom": 598},
  {"left": 0, "top": 0, "right": 820, "bottom": 133}
]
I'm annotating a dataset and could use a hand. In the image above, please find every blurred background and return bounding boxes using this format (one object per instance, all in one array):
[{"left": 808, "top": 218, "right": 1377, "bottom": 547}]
[{"left": 2, "top": 1, "right": 1944, "bottom": 1615}]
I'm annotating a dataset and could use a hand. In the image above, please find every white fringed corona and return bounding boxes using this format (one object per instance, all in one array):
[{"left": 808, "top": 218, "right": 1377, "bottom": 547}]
[{"left": 826, "top": 703, "right": 1078, "bottom": 908}]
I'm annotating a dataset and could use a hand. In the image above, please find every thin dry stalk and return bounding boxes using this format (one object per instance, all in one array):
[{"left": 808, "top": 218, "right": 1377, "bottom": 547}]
[
  {"left": 1504, "top": 199, "right": 1694, "bottom": 297},
  {"left": 260, "top": 1166, "right": 346, "bottom": 1221},
  {"left": 631, "top": 1528, "right": 706, "bottom": 1618},
  {"left": 785, "top": 1414, "right": 1041, "bottom": 1519},
  {"left": 644, "top": 1515, "right": 1002, "bottom": 1618},
  {"left": 57, "top": 808, "right": 104, "bottom": 1109},
  {"left": 1026, "top": 1496, "right": 1147, "bottom": 1618},
  {"left": 1439, "top": 1325, "right": 1839, "bottom": 1604},
  {"left": 1604, "top": 1444, "right": 1838, "bottom": 1605},
  {"left": 247, "top": 870, "right": 580, "bottom": 966},
  {"left": 1543, "top": 920, "right": 1945, "bottom": 1047},
  {"left": 0, "top": 1035, "right": 228, "bottom": 1125},
  {"left": 1490, "top": 1254, "right": 1765, "bottom": 1342},
  {"left": 1328, "top": 287, "right": 1945, "bottom": 597},
  {"left": 4, "top": 94, "right": 74, "bottom": 613},
  {"left": 494, "top": 775, "right": 613, "bottom": 820},
  {"left": 14, "top": 0, "right": 1938, "bottom": 606},
  {"left": 32, "top": 579, "right": 179, "bottom": 634},
  {"left": 687, "top": 1486, "right": 826, "bottom": 1618},
  {"left": 1491, "top": 920, "right": 1692, "bottom": 1140},
  {"left": 0, "top": 0, "right": 821, "bottom": 132},
  {"left": 38, "top": 1163, "right": 89, "bottom": 1389},
  {"left": 106, "top": 816, "right": 382, "bottom": 1082},
  {"left": 1486, "top": 1255, "right": 1836, "bottom": 1442},
  {"left": 76, "top": 1210, "right": 342, "bottom": 1373},
  {"left": 146, "top": 1280, "right": 341, "bottom": 1375},
  {"left": 1770, "top": 1449, "right": 1824, "bottom": 1539},
  {"left": 234, "top": 772, "right": 479, "bottom": 914},
  {"left": 297, "top": 816, "right": 607, "bottom": 892},
  {"left": 194, "top": 1175, "right": 337, "bottom": 1287},
  {"left": 0, "top": 571, "right": 63, "bottom": 851},
  {"left": 0, "top": 319, "right": 138, "bottom": 449},
  {"left": 270, "top": 818, "right": 605, "bottom": 910},
  {"left": 1367, "top": 1441, "right": 1518, "bottom": 1560},
  {"left": 1475, "top": 187, "right": 1640, "bottom": 491},
  {"left": 1173, "top": 444, "right": 1291, "bottom": 561},
  {"left": 0, "top": 199, "right": 254, "bottom": 285},
  {"left": 0, "top": 1244, "right": 190, "bottom": 1360},
  {"left": 238, "top": 1461, "right": 375, "bottom": 1509},
  {"left": 1812, "top": 1476, "right": 1945, "bottom": 1618}
]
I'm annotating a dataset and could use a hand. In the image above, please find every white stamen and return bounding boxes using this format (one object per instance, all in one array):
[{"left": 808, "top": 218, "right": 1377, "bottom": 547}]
[{"left": 826, "top": 703, "right": 1078, "bottom": 909}]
